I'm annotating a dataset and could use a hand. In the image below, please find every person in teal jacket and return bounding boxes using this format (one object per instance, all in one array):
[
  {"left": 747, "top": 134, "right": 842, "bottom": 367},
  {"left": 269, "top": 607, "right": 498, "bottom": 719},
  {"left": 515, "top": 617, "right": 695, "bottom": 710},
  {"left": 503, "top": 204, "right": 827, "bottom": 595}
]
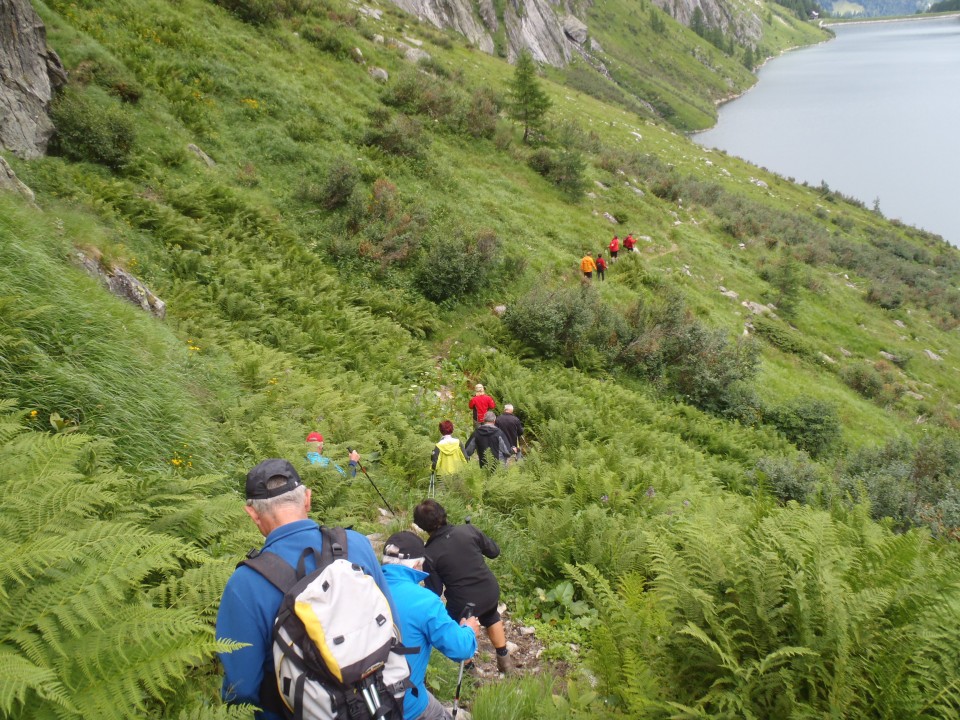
[{"left": 382, "top": 531, "right": 479, "bottom": 720}]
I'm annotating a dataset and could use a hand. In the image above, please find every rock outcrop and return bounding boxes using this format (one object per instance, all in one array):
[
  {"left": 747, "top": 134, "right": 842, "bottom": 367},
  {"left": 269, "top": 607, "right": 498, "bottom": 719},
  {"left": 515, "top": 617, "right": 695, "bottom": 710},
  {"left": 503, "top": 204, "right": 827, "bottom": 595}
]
[
  {"left": 0, "top": 0, "right": 67, "bottom": 158},
  {"left": 379, "top": 0, "right": 762, "bottom": 68},
  {"left": 75, "top": 250, "right": 167, "bottom": 319}
]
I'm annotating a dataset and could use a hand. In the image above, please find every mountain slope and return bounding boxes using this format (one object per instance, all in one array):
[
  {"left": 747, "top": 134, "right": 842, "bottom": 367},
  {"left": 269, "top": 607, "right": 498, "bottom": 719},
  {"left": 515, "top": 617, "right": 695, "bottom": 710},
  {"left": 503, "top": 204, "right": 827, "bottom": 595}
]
[{"left": 1, "top": 0, "right": 959, "bottom": 717}]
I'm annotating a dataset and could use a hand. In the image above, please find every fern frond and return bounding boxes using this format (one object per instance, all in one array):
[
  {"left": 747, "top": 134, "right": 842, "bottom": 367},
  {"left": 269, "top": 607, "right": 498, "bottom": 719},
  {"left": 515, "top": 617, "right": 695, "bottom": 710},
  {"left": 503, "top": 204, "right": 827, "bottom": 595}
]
[{"left": 0, "top": 645, "right": 74, "bottom": 714}]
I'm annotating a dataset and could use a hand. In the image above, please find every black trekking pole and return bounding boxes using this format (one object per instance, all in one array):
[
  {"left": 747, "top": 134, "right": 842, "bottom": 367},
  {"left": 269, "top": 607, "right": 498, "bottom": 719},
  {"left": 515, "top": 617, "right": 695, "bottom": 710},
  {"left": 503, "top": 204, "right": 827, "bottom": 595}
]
[
  {"left": 356, "top": 461, "right": 396, "bottom": 516},
  {"left": 429, "top": 472, "right": 436, "bottom": 499},
  {"left": 452, "top": 602, "right": 476, "bottom": 720}
]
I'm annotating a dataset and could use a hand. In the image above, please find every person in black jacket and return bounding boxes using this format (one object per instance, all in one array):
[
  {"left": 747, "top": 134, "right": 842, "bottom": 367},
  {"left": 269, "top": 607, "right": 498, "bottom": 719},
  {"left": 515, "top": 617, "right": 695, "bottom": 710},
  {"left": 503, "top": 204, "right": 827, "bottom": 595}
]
[
  {"left": 464, "top": 411, "right": 512, "bottom": 468},
  {"left": 494, "top": 404, "right": 524, "bottom": 459},
  {"left": 413, "top": 499, "right": 512, "bottom": 674}
]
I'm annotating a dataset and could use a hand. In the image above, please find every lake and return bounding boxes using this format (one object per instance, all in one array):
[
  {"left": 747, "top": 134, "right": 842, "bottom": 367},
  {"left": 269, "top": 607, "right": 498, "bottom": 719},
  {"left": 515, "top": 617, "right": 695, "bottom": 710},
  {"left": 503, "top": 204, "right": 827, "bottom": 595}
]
[{"left": 694, "top": 15, "right": 960, "bottom": 247}]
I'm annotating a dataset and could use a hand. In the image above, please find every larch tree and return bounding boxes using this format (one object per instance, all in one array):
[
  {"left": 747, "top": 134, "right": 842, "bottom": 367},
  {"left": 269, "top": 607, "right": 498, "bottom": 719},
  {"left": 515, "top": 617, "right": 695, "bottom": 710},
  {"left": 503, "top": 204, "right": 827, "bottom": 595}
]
[{"left": 507, "top": 50, "right": 551, "bottom": 143}]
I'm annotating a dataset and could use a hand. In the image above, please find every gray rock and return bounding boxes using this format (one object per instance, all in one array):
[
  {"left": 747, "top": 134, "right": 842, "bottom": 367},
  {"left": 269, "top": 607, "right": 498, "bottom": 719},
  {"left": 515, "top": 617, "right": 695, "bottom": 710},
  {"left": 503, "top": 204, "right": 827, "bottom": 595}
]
[
  {"left": 492, "top": 304, "right": 507, "bottom": 316},
  {"left": 75, "top": 251, "right": 166, "bottom": 319},
  {"left": 904, "top": 391, "right": 924, "bottom": 401},
  {"left": 893, "top": 319, "right": 906, "bottom": 328},
  {"left": 562, "top": 15, "right": 588, "bottom": 45},
  {"left": 741, "top": 300, "right": 773, "bottom": 316},
  {"left": 0, "top": 0, "right": 67, "bottom": 158},
  {"left": 187, "top": 143, "right": 216, "bottom": 167},
  {"left": 387, "top": 0, "right": 495, "bottom": 54},
  {"left": 924, "top": 349, "right": 943, "bottom": 361},
  {"left": 369, "top": 67, "right": 389, "bottom": 83},
  {"left": 603, "top": 212, "right": 618, "bottom": 224},
  {"left": 0, "top": 156, "right": 35, "bottom": 203}
]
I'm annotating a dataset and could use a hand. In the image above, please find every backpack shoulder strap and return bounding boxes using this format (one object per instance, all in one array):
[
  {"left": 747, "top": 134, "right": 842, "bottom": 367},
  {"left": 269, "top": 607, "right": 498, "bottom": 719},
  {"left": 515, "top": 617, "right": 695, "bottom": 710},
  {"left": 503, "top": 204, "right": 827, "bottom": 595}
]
[
  {"left": 239, "top": 550, "right": 299, "bottom": 592},
  {"left": 318, "top": 525, "right": 348, "bottom": 567}
]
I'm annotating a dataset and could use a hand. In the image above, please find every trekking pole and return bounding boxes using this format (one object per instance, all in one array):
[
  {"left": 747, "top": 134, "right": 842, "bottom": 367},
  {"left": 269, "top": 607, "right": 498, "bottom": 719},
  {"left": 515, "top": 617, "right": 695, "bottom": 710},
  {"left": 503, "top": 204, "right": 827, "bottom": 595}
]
[
  {"left": 356, "top": 461, "right": 396, "bottom": 516},
  {"left": 452, "top": 603, "right": 476, "bottom": 720},
  {"left": 429, "top": 472, "right": 436, "bottom": 499}
]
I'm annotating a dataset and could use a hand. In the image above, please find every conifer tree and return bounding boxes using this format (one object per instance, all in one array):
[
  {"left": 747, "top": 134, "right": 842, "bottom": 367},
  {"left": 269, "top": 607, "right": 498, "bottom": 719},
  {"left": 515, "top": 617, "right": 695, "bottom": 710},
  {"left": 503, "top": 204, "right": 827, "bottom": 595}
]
[{"left": 508, "top": 51, "right": 551, "bottom": 143}]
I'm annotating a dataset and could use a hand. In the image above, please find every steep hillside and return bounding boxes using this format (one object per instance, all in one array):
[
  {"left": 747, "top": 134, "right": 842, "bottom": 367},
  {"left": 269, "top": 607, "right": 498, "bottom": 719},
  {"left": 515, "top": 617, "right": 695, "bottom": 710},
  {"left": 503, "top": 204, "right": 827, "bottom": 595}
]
[{"left": 1, "top": 0, "right": 959, "bottom": 718}]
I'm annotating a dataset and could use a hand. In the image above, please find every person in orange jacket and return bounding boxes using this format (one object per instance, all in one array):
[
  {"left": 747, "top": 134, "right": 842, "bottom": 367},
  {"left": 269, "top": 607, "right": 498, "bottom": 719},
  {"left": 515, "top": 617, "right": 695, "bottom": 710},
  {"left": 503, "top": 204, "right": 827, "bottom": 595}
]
[
  {"left": 609, "top": 235, "right": 620, "bottom": 262},
  {"left": 580, "top": 252, "right": 597, "bottom": 279},
  {"left": 624, "top": 233, "right": 637, "bottom": 253}
]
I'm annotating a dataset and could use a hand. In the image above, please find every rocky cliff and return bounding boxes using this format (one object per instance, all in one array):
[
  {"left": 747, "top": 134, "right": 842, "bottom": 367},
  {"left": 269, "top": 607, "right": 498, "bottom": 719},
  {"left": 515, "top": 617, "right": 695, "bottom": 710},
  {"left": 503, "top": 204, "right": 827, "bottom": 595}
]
[
  {"left": 0, "top": 0, "right": 66, "bottom": 158},
  {"left": 382, "top": 0, "right": 762, "bottom": 67}
]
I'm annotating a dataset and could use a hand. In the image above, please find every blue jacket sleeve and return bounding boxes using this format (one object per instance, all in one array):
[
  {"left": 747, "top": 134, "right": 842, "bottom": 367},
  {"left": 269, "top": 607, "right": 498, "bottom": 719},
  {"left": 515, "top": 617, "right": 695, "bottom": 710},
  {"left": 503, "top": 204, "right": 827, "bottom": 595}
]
[
  {"left": 423, "top": 595, "right": 477, "bottom": 662},
  {"left": 216, "top": 572, "right": 271, "bottom": 709}
]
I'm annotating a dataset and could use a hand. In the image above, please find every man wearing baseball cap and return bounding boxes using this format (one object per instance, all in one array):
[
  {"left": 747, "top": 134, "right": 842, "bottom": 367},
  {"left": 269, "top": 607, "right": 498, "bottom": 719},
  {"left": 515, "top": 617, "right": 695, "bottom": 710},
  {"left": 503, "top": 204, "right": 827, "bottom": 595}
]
[
  {"left": 382, "top": 531, "right": 479, "bottom": 720},
  {"left": 216, "top": 458, "right": 395, "bottom": 719},
  {"left": 305, "top": 431, "right": 346, "bottom": 476}
]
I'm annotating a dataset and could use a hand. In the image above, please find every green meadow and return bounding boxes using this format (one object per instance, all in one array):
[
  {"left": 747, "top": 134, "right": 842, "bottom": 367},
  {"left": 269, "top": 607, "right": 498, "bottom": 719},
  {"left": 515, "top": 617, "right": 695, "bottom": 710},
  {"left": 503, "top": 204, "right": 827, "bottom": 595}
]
[{"left": 1, "top": 0, "right": 958, "bottom": 717}]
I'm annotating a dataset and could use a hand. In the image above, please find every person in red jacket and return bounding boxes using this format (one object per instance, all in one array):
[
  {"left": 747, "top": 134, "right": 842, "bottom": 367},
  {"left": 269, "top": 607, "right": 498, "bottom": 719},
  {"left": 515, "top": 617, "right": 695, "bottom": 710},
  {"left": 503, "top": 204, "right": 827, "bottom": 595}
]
[
  {"left": 596, "top": 252, "right": 607, "bottom": 281},
  {"left": 468, "top": 384, "right": 496, "bottom": 428},
  {"left": 608, "top": 235, "right": 620, "bottom": 262},
  {"left": 624, "top": 233, "right": 637, "bottom": 253}
]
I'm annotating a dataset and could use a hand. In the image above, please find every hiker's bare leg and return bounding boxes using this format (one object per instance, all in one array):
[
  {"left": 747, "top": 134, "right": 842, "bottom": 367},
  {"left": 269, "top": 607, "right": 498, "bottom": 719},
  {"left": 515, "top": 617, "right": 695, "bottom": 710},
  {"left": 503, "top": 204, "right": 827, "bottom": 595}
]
[{"left": 486, "top": 620, "right": 506, "bottom": 649}]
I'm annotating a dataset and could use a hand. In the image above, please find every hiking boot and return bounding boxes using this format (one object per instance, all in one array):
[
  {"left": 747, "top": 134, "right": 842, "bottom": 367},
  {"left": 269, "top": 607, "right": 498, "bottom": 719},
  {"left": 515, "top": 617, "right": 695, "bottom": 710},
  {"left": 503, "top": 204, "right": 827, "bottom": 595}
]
[{"left": 496, "top": 652, "right": 512, "bottom": 674}]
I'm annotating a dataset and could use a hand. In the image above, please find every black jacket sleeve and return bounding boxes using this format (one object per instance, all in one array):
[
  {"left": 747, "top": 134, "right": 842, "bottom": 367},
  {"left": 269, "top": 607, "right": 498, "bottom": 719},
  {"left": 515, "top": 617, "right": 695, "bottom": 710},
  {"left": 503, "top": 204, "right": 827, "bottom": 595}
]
[{"left": 474, "top": 525, "right": 500, "bottom": 559}]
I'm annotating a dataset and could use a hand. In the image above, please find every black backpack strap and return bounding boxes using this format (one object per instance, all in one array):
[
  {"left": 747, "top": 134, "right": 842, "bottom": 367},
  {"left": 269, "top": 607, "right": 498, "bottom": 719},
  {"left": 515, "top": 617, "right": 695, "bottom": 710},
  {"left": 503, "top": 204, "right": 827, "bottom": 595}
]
[
  {"left": 319, "top": 525, "right": 348, "bottom": 567},
  {"left": 239, "top": 550, "right": 299, "bottom": 593}
]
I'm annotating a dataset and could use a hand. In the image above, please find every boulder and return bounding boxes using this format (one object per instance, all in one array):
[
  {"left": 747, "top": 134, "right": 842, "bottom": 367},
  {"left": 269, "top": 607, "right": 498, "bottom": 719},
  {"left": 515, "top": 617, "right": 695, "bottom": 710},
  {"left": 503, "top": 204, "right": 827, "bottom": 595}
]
[
  {"left": 75, "top": 250, "right": 166, "bottom": 319},
  {"left": 0, "top": 0, "right": 67, "bottom": 158},
  {"left": 369, "top": 67, "right": 389, "bottom": 83},
  {"left": 924, "top": 349, "right": 943, "bottom": 362},
  {"left": 562, "top": 15, "right": 588, "bottom": 45}
]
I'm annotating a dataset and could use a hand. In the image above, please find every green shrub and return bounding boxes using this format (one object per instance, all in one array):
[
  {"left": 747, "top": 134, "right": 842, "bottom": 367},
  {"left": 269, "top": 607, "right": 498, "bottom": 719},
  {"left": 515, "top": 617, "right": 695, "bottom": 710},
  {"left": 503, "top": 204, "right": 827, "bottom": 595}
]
[
  {"left": 766, "top": 396, "right": 841, "bottom": 458},
  {"left": 301, "top": 24, "right": 353, "bottom": 59},
  {"left": 413, "top": 230, "right": 500, "bottom": 304},
  {"left": 298, "top": 156, "right": 360, "bottom": 210},
  {"left": 50, "top": 87, "right": 135, "bottom": 170},
  {"left": 213, "top": 0, "right": 315, "bottom": 24},
  {"left": 751, "top": 316, "right": 813, "bottom": 358},
  {"left": 364, "top": 112, "right": 430, "bottom": 158},
  {"left": 754, "top": 453, "right": 823, "bottom": 503},
  {"left": 527, "top": 147, "right": 586, "bottom": 201}
]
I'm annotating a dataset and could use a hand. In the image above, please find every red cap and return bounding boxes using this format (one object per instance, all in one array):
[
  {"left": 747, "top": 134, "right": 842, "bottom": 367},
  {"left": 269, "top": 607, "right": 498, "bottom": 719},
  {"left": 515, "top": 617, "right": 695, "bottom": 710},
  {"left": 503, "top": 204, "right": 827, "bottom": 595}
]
[{"left": 305, "top": 432, "right": 324, "bottom": 443}]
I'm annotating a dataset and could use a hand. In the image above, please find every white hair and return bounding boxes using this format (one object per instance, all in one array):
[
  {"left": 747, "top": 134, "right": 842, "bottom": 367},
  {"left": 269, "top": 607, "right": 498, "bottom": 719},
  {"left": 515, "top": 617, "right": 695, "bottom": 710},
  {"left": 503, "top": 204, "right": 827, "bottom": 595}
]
[
  {"left": 381, "top": 555, "right": 423, "bottom": 569},
  {"left": 504, "top": 404, "right": 514, "bottom": 412},
  {"left": 246, "top": 484, "right": 307, "bottom": 517}
]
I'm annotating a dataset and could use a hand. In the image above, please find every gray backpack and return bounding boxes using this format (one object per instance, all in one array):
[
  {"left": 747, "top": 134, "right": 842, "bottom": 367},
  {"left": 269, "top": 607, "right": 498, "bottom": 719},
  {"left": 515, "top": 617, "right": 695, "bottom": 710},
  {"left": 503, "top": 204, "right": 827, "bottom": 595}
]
[{"left": 242, "top": 527, "right": 415, "bottom": 720}]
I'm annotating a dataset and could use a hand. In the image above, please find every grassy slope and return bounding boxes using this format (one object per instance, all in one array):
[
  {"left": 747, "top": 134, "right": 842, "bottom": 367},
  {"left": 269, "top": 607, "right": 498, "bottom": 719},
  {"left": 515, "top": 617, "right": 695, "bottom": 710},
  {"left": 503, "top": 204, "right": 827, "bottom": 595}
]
[{"left": 1, "top": 0, "right": 959, "bottom": 716}]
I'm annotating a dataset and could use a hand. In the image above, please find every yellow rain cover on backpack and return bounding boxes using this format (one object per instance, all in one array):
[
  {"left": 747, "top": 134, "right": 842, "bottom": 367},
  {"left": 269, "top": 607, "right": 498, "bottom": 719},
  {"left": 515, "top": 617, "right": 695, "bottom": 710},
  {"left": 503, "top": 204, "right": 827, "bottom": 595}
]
[{"left": 434, "top": 439, "right": 467, "bottom": 476}]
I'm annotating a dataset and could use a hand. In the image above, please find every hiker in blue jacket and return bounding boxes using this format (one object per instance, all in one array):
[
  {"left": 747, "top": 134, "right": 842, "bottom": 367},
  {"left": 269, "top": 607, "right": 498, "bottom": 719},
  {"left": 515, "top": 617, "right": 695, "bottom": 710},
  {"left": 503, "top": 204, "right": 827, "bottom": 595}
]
[
  {"left": 216, "top": 458, "right": 395, "bottom": 719},
  {"left": 382, "top": 532, "right": 479, "bottom": 720}
]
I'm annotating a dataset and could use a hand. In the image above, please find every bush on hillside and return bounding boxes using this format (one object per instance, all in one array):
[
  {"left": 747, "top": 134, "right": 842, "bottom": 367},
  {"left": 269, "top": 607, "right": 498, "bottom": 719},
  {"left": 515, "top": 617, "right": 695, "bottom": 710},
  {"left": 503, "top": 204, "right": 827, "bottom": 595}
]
[
  {"left": 754, "top": 453, "right": 823, "bottom": 504},
  {"left": 413, "top": 229, "right": 502, "bottom": 303},
  {"left": 750, "top": 316, "right": 814, "bottom": 358},
  {"left": 840, "top": 361, "right": 903, "bottom": 405},
  {"left": 49, "top": 87, "right": 135, "bottom": 170},
  {"left": 301, "top": 24, "right": 353, "bottom": 59},
  {"left": 363, "top": 111, "right": 430, "bottom": 158},
  {"left": 70, "top": 58, "right": 143, "bottom": 103},
  {"left": 503, "top": 285, "right": 626, "bottom": 369},
  {"left": 213, "top": 0, "right": 316, "bottom": 24},
  {"left": 766, "top": 396, "right": 841, "bottom": 458},
  {"left": 298, "top": 156, "right": 360, "bottom": 210},
  {"left": 527, "top": 147, "right": 587, "bottom": 202}
]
